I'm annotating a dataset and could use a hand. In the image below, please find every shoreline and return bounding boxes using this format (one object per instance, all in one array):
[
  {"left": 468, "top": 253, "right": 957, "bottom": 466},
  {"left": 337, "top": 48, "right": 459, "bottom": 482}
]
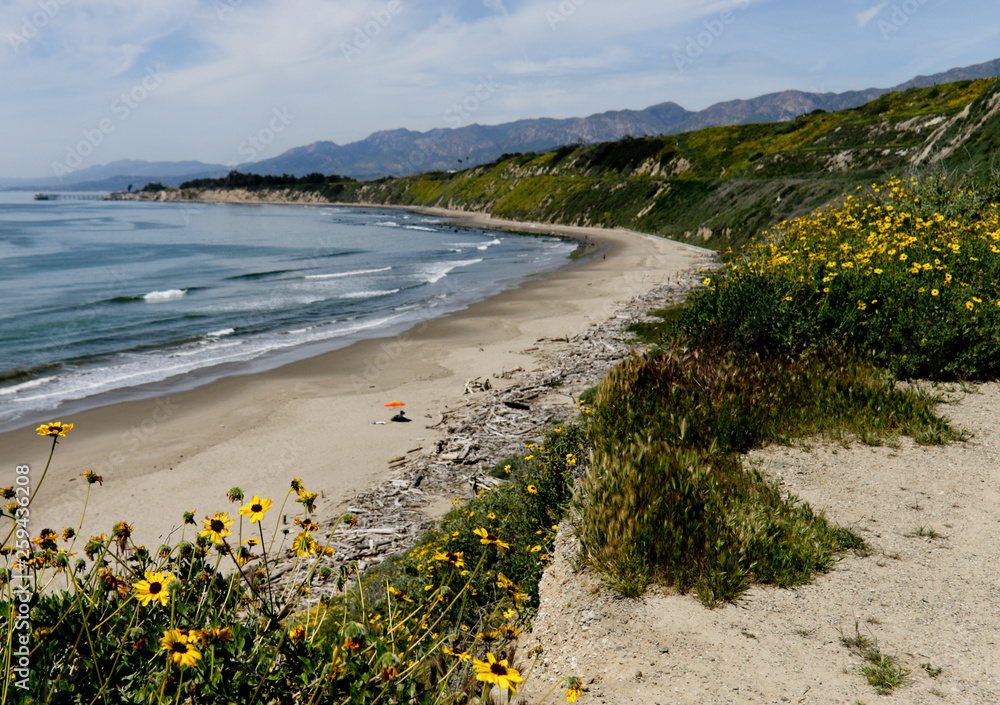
[{"left": 3, "top": 205, "right": 713, "bottom": 551}]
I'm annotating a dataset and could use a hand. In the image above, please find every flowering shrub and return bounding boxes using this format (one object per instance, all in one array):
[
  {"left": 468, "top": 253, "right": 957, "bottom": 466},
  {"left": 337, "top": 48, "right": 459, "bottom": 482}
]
[{"left": 686, "top": 176, "right": 1000, "bottom": 379}]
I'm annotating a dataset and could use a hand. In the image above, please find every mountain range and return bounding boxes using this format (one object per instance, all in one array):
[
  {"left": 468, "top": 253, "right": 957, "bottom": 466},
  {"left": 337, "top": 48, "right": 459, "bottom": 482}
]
[{"left": 8, "top": 57, "right": 1000, "bottom": 191}]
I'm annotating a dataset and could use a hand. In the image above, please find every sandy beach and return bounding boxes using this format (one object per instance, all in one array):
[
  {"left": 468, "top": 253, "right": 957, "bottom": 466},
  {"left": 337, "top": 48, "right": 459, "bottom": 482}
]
[{"left": 3, "top": 207, "right": 710, "bottom": 551}]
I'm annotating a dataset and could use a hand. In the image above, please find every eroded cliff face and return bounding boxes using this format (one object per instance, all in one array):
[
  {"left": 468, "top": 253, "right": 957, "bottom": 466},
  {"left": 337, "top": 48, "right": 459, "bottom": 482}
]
[{"left": 109, "top": 188, "right": 335, "bottom": 204}]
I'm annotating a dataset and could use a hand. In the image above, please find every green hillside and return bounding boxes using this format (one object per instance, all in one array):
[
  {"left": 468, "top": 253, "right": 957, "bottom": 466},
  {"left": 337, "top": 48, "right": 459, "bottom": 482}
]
[{"left": 296, "top": 78, "right": 999, "bottom": 250}]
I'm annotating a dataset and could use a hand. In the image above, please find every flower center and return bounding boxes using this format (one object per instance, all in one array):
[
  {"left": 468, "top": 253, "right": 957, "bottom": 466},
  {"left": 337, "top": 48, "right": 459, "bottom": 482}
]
[
  {"left": 490, "top": 663, "right": 508, "bottom": 676},
  {"left": 211, "top": 520, "right": 224, "bottom": 532},
  {"left": 149, "top": 582, "right": 162, "bottom": 594},
  {"left": 252, "top": 504, "right": 262, "bottom": 512},
  {"left": 171, "top": 642, "right": 188, "bottom": 654}
]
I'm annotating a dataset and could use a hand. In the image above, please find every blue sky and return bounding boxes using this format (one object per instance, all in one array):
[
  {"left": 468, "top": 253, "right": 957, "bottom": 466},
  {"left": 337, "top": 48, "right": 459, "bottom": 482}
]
[{"left": 1, "top": 0, "right": 998, "bottom": 178}]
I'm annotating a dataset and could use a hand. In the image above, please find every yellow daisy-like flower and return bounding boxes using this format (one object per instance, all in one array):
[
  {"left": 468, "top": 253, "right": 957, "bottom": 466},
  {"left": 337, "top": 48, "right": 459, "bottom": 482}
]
[
  {"left": 238, "top": 495, "right": 273, "bottom": 523},
  {"left": 433, "top": 550, "right": 465, "bottom": 568},
  {"left": 931, "top": 289, "right": 939, "bottom": 296},
  {"left": 566, "top": 677, "right": 584, "bottom": 703},
  {"left": 442, "top": 645, "right": 472, "bottom": 662},
  {"left": 292, "top": 531, "right": 318, "bottom": 557},
  {"left": 36, "top": 422, "right": 73, "bottom": 437},
  {"left": 473, "top": 528, "right": 510, "bottom": 553},
  {"left": 159, "top": 629, "right": 201, "bottom": 668},
  {"left": 565, "top": 453, "right": 578, "bottom": 465},
  {"left": 526, "top": 485, "right": 538, "bottom": 494},
  {"left": 965, "top": 301, "right": 975, "bottom": 311},
  {"left": 524, "top": 454, "right": 534, "bottom": 461},
  {"left": 473, "top": 652, "right": 524, "bottom": 692},
  {"left": 289, "top": 625, "right": 306, "bottom": 642},
  {"left": 199, "top": 512, "right": 235, "bottom": 544},
  {"left": 133, "top": 570, "right": 177, "bottom": 607}
]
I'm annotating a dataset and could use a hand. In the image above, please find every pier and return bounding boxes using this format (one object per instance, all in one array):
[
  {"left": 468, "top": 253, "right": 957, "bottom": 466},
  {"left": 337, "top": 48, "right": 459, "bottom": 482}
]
[{"left": 33, "top": 193, "right": 108, "bottom": 201}]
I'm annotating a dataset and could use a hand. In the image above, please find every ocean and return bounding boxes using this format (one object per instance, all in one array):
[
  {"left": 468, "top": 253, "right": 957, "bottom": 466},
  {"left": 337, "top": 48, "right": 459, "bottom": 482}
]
[{"left": 0, "top": 192, "right": 576, "bottom": 431}]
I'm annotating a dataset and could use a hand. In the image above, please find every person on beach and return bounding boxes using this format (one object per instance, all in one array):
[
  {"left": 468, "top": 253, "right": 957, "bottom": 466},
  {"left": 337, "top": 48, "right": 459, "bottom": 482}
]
[{"left": 391, "top": 410, "right": 411, "bottom": 422}]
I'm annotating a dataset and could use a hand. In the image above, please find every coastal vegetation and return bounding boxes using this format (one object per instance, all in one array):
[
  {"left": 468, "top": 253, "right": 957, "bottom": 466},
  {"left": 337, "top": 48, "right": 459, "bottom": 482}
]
[
  {"left": 0, "top": 423, "right": 586, "bottom": 703},
  {"left": 9, "top": 77, "right": 1000, "bottom": 700},
  {"left": 578, "top": 172, "right": 1000, "bottom": 605}
]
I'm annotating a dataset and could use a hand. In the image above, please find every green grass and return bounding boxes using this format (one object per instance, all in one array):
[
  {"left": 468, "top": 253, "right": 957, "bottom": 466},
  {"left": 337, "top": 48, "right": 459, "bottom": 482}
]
[{"left": 840, "top": 622, "right": 911, "bottom": 695}]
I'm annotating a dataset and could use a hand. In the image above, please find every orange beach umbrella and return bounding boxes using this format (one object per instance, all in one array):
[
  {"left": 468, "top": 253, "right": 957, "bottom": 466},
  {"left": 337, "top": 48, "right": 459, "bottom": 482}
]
[{"left": 384, "top": 401, "right": 405, "bottom": 407}]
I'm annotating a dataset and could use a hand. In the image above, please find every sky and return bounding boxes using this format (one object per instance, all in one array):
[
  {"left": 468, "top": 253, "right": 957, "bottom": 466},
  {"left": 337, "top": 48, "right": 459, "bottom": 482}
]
[{"left": 1, "top": 0, "right": 998, "bottom": 179}]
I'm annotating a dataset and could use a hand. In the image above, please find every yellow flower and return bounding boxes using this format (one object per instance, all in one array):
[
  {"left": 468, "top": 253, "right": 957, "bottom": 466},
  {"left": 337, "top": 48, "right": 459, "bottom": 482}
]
[
  {"left": 238, "top": 495, "right": 273, "bottom": 523},
  {"left": 443, "top": 645, "right": 472, "bottom": 662},
  {"left": 966, "top": 301, "right": 975, "bottom": 311},
  {"left": 473, "top": 528, "right": 510, "bottom": 553},
  {"left": 296, "top": 491, "right": 318, "bottom": 513},
  {"left": 289, "top": 625, "right": 306, "bottom": 642},
  {"left": 292, "top": 532, "right": 318, "bottom": 557},
  {"left": 200, "top": 512, "right": 234, "bottom": 544},
  {"left": 473, "top": 652, "right": 524, "bottom": 692},
  {"left": 133, "top": 571, "right": 177, "bottom": 607},
  {"left": 524, "top": 454, "right": 534, "bottom": 461},
  {"left": 159, "top": 629, "right": 202, "bottom": 668},
  {"left": 931, "top": 289, "right": 939, "bottom": 296},
  {"left": 565, "top": 453, "right": 577, "bottom": 465},
  {"left": 566, "top": 678, "right": 584, "bottom": 703},
  {"left": 36, "top": 422, "right": 73, "bottom": 437},
  {"left": 527, "top": 485, "right": 538, "bottom": 494}
]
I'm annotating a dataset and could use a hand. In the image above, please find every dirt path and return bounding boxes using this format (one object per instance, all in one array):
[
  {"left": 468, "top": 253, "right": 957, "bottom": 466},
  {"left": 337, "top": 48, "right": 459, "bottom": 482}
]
[{"left": 524, "top": 385, "right": 1000, "bottom": 705}]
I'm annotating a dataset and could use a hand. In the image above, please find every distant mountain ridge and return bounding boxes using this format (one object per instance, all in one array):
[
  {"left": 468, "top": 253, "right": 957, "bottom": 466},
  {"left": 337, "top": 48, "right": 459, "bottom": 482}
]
[{"left": 8, "top": 57, "right": 1000, "bottom": 190}]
